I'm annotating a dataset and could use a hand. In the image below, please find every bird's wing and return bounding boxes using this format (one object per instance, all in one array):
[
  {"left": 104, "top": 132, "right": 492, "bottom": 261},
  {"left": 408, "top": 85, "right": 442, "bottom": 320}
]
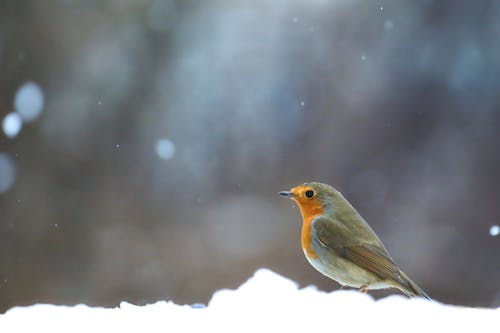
[{"left": 312, "top": 216, "right": 402, "bottom": 282}]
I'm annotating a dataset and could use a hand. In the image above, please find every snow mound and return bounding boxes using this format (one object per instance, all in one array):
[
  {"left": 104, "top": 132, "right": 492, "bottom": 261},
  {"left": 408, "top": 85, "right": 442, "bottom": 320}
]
[{"left": 1, "top": 269, "right": 498, "bottom": 332}]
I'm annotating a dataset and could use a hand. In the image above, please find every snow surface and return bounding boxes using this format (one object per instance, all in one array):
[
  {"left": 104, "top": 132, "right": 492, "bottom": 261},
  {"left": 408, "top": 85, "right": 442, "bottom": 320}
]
[{"left": 1, "top": 269, "right": 498, "bottom": 332}]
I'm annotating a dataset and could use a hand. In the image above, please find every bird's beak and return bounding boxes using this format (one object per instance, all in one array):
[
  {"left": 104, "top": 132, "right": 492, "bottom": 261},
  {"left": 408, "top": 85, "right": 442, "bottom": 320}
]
[{"left": 279, "top": 191, "right": 294, "bottom": 199}]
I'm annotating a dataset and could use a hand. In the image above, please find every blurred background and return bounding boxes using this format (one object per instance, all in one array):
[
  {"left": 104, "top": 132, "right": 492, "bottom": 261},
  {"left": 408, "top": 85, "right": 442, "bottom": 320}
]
[{"left": 1, "top": 0, "right": 500, "bottom": 312}]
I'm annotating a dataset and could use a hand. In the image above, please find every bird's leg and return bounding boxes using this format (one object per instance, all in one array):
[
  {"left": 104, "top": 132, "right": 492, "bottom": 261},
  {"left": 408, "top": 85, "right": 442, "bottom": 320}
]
[{"left": 359, "top": 285, "right": 368, "bottom": 294}]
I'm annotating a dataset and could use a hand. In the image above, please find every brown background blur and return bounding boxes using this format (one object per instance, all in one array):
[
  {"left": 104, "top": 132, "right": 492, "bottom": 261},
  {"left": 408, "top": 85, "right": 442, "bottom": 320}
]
[{"left": 1, "top": 0, "right": 500, "bottom": 312}]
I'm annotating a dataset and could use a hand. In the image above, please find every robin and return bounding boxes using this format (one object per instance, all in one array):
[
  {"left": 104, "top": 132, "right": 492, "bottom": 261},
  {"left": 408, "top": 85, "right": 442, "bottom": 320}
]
[{"left": 279, "top": 182, "right": 430, "bottom": 299}]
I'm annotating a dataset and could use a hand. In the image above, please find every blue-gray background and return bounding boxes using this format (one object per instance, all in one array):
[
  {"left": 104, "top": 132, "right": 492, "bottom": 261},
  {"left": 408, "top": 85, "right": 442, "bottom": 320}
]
[{"left": 1, "top": 0, "right": 499, "bottom": 311}]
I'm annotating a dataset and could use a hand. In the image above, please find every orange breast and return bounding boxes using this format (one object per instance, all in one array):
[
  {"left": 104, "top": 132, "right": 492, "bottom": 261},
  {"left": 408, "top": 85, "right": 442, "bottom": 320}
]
[
  {"left": 301, "top": 215, "right": 318, "bottom": 259},
  {"left": 298, "top": 202, "right": 324, "bottom": 260}
]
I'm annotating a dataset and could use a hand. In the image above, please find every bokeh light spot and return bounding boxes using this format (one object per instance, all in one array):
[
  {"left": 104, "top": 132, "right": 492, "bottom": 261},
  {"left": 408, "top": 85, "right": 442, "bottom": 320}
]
[
  {"left": 2, "top": 112, "right": 23, "bottom": 138},
  {"left": 155, "top": 138, "right": 176, "bottom": 160},
  {"left": 384, "top": 20, "right": 395, "bottom": 31},
  {"left": 14, "top": 81, "right": 44, "bottom": 122},
  {"left": 489, "top": 225, "right": 500, "bottom": 237}
]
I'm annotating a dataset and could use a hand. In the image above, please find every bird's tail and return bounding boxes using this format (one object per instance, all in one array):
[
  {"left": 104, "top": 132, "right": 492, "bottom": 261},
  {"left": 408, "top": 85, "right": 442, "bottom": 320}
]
[{"left": 397, "top": 271, "right": 432, "bottom": 301}]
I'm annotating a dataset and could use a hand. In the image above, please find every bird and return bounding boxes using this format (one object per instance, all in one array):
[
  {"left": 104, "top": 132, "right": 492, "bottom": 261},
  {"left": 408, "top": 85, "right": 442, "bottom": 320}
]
[{"left": 279, "top": 182, "right": 431, "bottom": 300}]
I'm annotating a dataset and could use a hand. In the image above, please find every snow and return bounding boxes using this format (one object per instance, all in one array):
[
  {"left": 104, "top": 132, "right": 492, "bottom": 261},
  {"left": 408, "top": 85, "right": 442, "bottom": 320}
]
[
  {"left": 2, "top": 112, "right": 23, "bottom": 138},
  {"left": 0, "top": 269, "right": 498, "bottom": 332},
  {"left": 14, "top": 81, "right": 44, "bottom": 122}
]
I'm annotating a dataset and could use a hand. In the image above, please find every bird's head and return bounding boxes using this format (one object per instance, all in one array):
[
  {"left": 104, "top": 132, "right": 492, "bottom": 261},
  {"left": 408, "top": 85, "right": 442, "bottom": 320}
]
[{"left": 279, "top": 182, "right": 340, "bottom": 220}]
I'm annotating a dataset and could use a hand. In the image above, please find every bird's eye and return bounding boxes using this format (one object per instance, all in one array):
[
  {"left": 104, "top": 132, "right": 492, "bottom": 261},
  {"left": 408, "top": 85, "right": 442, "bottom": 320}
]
[{"left": 305, "top": 190, "right": 314, "bottom": 198}]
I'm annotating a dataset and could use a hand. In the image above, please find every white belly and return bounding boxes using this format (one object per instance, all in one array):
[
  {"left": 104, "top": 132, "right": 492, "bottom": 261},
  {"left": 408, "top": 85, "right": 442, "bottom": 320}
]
[{"left": 304, "top": 243, "right": 380, "bottom": 288}]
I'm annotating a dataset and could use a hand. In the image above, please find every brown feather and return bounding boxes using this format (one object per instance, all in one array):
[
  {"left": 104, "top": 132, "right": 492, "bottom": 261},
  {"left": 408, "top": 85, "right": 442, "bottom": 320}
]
[{"left": 313, "top": 216, "right": 431, "bottom": 299}]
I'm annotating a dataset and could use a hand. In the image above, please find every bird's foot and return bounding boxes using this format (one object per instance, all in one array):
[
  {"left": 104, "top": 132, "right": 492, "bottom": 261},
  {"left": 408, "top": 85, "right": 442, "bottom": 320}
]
[{"left": 359, "top": 285, "right": 368, "bottom": 294}]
